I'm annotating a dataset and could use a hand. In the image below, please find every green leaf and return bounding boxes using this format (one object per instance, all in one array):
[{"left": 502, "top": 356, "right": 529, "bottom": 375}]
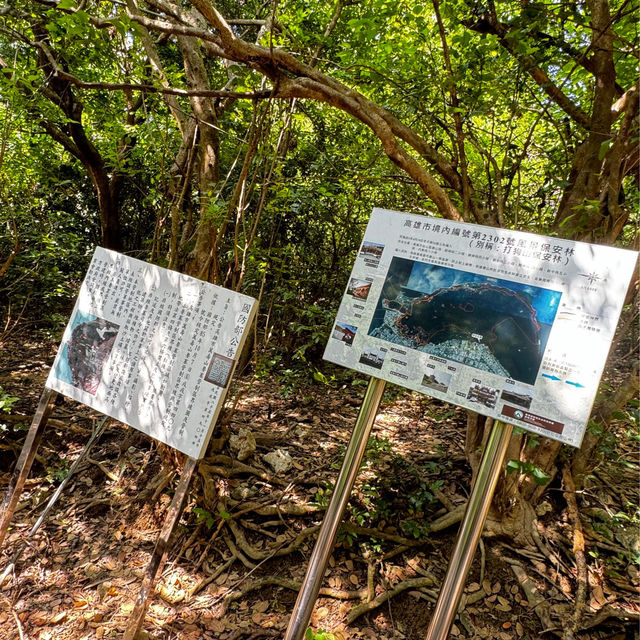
[
  {"left": 531, "top": 466, "right": 551, "bottom": 486},
  {"left": 506, "top": 459, "right": 523, "bottom": 474},
  {"left": 598, "top": 138, "right": 613, "bottom": 161}
]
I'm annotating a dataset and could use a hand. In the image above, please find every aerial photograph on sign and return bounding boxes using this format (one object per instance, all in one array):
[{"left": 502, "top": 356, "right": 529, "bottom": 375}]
[
  {"left": 53, "top": 311, "right": 120, "bottom": 395},
  {"left": 368, "top": 257, "right": 562, "bottom": 385}
]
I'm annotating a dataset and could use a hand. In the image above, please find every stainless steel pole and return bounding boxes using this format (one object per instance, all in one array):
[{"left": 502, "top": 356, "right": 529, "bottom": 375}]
[
  {"left": 285, "top": 376, "right": 386, "bottom": 640},
  {"left": 425, "top": 419, "right": 513, "bottom": 640}
]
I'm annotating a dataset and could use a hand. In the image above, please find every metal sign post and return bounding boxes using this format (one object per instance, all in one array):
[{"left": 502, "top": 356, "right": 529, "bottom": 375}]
[
  {"left": 124, "top": 456, "right": 199, "bottom": 640},
  {"left": 0, "top": 387, "right": 57, "bottom": 551},
  {"left": 0, "top": 416, "right": 110, "bottom": 587},
  {"left": 284, "top": 376, "right": 386, "bottom": 640},
  {"left": 425, "top": 419, "right": 513, "bottom": 640}
]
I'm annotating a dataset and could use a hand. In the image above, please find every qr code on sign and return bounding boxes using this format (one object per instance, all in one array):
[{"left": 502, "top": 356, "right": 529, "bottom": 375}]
[{"left": 204, "top": 353, "right": 235, "bottom": 388}]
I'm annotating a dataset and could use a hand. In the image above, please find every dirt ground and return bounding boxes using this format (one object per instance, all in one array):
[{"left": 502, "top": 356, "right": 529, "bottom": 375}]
[{"left": 0, "top": 327, "right": 638, "bottom": 640}]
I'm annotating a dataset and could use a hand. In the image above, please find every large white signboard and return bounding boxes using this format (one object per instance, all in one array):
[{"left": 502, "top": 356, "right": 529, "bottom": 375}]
[
  {"left": 46, "top": 248, "right": 257, "bottom": 458},
  {"left": 324, "top": 208, "right": 637, "bottom": 447}
]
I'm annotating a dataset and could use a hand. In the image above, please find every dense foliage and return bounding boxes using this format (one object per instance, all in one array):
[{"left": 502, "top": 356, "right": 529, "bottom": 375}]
[{"left": 1, "top": 0, "right": 638, "bottom": 512}]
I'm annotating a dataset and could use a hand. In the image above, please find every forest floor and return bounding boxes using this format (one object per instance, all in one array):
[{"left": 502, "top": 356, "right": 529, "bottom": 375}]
[{"left": 0, "top": 325, "right": 638, "bottom": 640}]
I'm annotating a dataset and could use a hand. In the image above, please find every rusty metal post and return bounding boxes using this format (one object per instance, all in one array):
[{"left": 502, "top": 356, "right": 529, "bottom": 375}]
[
  {"left": 0, "top": 416, "right": 110, "bottom": 587},
  {"left": 124, "top": 456, "right": 198, "bottom": 640},
  {"left": 0, "top": 388, "right": 57, "bottom": 550}
]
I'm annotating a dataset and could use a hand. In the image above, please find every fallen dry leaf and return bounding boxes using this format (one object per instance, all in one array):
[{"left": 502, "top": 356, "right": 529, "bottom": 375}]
[
  {"left": 253, "top": 600, "right": 269, "bottom": 613},
  {"left": 207, "top": 619, "right": 225, "bottom": 633},
  {"left": 315, "top": 606, "right": 329, "bottom": 620}
]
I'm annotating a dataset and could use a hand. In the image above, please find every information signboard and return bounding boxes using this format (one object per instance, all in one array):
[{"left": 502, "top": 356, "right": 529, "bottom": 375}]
[
  {"left": 46, "top": 248, "right": 257, "bottom": 458},
  {"left": 324, "top": 208, "right": 637, "bottom": 447}
]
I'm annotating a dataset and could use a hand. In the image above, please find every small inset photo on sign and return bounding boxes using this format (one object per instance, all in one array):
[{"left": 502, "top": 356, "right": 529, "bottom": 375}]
[
  {"left": 359, "top": 241, "right": 384, "bottom": 266},
  {"left": 53, "top": 312, "right": 120, "bottom": 396},
  {"left": 332, "top": 322, "right": 357, "bottom": 346},
  {"left": 359, "top": 346, "right": 387, "bottom": 370},
  {"left": 347, "top": 278, "right": 372, "bottom": 300},
  {"left": 467, "top": 383, "right": 499, "bottom": 409},
  {"left": 421, "top": 369, "right": 452, "bottom": 393},
  {"left": 204, "top": 353, "right": 235, "bottom": 388},
  {"left": 500, "top": 382, "right": 534, "bottom": 409}
]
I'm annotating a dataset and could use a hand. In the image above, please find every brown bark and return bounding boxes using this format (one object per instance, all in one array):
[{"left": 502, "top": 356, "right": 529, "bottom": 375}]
[
  {"left": 432, "top": 0, "right": 479, "bottom": 223},
  {"left": 136, "top": 0, "right": 466, "bottom": 222},
  {"left": 177, "top": 32, "right": 222, "bottom": 279},
  {"left": 554, "top": 0, "right": 619, "bottom": 236},
  {"left": 26, "top": 26, "right": 129, "bottom": 249}
]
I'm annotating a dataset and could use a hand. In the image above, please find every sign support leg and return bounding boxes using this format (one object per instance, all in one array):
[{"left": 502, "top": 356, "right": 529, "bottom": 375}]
[
  {"left": 425, "top": 419, "right": 513, "bottom": 640},
  {"left": 284, "top": 376, "right": 386, "bottom": 640},
  {"left": 0, "top": 388, "right": 57, "bottom": 551},
  {"left": 124, "top": 456, "right": 198, "bottom": 640},
  {"left": 0, "top": 417, "right": 110, "bottom": 586}
]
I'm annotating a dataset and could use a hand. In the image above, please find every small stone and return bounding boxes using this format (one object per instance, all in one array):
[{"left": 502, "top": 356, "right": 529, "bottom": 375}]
[
  {"left": 262, "top": 449, "right": 293, "bottom": 474},
  {"left": 535, "top": 501, "right": 553, "bottom": 516},
  {"left": 231, "top": 485, "right": 258, "bottom": 500},
  {"left": 229, "top": 428, "right": 256, "bottom": 461}
]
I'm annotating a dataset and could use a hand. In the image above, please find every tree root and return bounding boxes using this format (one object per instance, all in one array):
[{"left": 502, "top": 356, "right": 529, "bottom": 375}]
[
  {"left": 342, "top": 522, "right": 427, "bottom": 547},
  {"left": 579, "top": 604, "right": 640, "bottom": 630},
  {"left": 226, "top": 519, "right": 320, "bottom": 561},
  {"left": 188, "top": 555, "right": 235, "bottom": 598},
  {"left": 0, "top": 414, "right": 92, "bottom": 435},
  {"left": 223, "top": 531, "right": 256, "bottom": 569},
  {"left": 225, "top": 497, "right": 320, "bottom": 518},
  {"left": 85, "top": 456, "right": 119, "bottom": 482},
  {"left": 506, "top": 558, "right": 557, "bottom": 634},
  {"left": 344, "top": 575, "right": 436, "bottom": 624},
  {"left": 499, "top": 543, "right": 572, "bottom": 601},
  {"left": 429, "top": 503, "right": 466, "bottom": 532},
  {"left": 200, "top": 456, "right": 288, "bottom": 486}
]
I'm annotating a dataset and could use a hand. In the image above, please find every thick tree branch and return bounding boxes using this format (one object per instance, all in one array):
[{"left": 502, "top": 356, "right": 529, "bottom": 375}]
[
  {"left": 464, "top": 14, "right": 591, "bottom": 129},
  {"left": 138, "top": 0, "right": 465, "bottom": 213},
  {"left": 180, "top": 0, "right": 464, "bottom": 220},
  {"left": 34, "top": 71, "right": 272, "bottom": 99}
]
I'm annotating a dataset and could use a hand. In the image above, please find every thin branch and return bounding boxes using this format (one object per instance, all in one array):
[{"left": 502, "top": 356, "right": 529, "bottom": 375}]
[{"left": 463, "top": 14, "right": 591, "bottom": 128}]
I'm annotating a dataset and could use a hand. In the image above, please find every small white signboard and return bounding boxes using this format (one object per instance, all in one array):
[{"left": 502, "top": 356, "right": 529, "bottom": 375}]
[
  {"left": 324, "top": 208, "right": 637, "bottom": 447},
  {"left": 46, "top": 248, "right": 257, "bottom": 458}
]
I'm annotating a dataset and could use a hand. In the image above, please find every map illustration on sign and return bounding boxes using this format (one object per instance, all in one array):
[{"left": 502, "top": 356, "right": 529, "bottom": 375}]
[
  {"left": 368, "top": 258, "right": 562, "bottom": 385},
  {"left": 324, "top": 208, "right": 638, "bottom": 448}
]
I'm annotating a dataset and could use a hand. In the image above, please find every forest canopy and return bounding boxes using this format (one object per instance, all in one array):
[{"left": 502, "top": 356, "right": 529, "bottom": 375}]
[
  {"left": 1, "top": 0, "right": 638, "bottom": 502},
  {"left": 0, "top": 1, "right": 638, "bottom": 637}
]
